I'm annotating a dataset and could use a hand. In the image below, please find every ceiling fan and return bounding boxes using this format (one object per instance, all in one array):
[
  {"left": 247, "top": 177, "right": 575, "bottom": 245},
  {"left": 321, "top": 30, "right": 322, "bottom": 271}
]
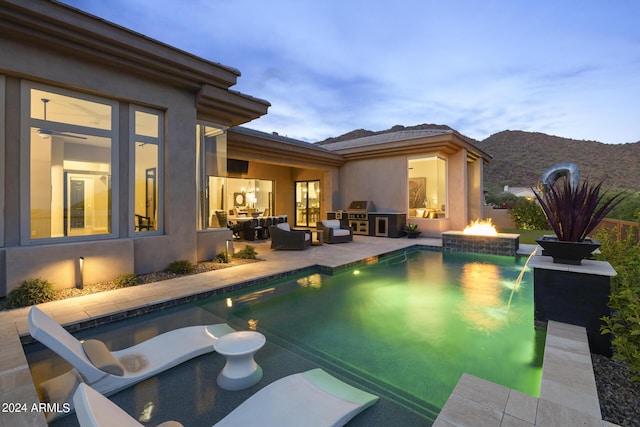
[{"left": 35, "top": 98, "right": 87, "bottom": 140}]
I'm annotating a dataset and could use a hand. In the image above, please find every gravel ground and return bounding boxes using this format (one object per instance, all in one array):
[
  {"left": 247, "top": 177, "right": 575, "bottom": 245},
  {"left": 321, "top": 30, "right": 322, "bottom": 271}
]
[
  {"left": 54, "top": 257, "right": 261, "bottom": 300},
  {"left": 0, "top": 257, "right": 260, "bottom": 310},
  {"left": 592, "top": 353, "right": 640, "bottom": 427}
]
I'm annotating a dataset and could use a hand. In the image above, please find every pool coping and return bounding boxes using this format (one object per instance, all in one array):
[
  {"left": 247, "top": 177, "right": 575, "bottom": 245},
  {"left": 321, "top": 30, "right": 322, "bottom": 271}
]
[
  {"left": 433, "top": 320, "right": 618, "bottom": 427},
  {"left": 0, "top": 237, "right": 619, "bottom": 426}
]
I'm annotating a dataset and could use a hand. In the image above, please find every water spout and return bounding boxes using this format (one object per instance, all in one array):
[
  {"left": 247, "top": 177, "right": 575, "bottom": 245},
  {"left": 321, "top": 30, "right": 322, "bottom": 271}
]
[{"left": 506, "top": 247, "right": 538, "bottom": 313}]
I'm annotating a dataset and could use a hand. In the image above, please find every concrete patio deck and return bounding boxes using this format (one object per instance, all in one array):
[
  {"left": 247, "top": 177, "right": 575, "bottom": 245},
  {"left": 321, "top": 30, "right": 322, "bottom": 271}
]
[{"left": 0, "top": 235, "right": 619, "bottom": 426}]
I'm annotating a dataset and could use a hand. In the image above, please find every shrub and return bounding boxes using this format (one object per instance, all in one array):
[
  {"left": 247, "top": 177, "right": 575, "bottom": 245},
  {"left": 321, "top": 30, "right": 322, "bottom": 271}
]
[
  {"left": 164, "top": 260, "right": 195, "bottom": 275},
  {"left": 5, "top": 278, "right": 55, "bottom": 308},
  {"left": 214, "top": 251, "right": 230, "bottom": 263},
  {"left": 114, "top": 274, "right": 139, "bottom": 288},
  {"left": 596, "top": 226, "right": 640, "bottom": 381},
  {"left": 233, "top": 245, "right": 257, "bottom": 259},
  {"left": 485, "top": 191, "right": 519, "bottom": 209},
  {"left": 508, "top": 198, "right": 549, "bottom": 230}
]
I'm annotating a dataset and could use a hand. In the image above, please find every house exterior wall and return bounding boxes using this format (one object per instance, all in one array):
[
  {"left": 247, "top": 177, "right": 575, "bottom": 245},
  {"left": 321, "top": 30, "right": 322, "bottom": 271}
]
[
  {"left": 339, "top": 156, "right": 407, "bottom": 212},
  {"left": 0, "top": 1, "right": 267, "bottom": 295}
]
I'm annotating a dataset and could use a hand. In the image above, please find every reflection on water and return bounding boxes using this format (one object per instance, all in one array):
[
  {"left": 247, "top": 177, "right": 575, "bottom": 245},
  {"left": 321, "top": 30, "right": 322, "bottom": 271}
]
[
  {"left": 296, "top": 273, "right": 323, "bottom": 288},
  {"left": 459, "top": 262, "right": 504, "bottom": 332}
]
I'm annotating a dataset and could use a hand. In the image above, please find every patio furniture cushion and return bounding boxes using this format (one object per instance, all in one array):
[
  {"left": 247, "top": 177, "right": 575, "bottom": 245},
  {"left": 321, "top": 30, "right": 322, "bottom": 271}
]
[
  {"left": 277, "top": 222, "right": 291, "bottom": 231},
  {"left": 332, "top": 229, "right": 351, "bottom": 237},
  {"left": 321, "top": 220, "right": 341, "bottom": 229},
  {"left": 82, "top": 340, "right": 124, "bottom": 376}
]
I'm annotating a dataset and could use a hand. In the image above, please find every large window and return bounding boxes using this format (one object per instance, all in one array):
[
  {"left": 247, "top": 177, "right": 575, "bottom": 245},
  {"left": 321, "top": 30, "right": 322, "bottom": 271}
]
[
  {"left": 196, "top": 124, "right": 274, "bottom": 229},
  {"left": 227, "top": 178, "right": 273, "bottom": 218},
  {"left": 408, "top": 156, "right": 447, "bottom": 219},
  {"left": 25, "top": 85, "right": 117, "bottom": 240},
  {"left": 196, "top": 124, "right": 227, "bottom": 230},
  {"left": 133, "top": 108, "right": 163, "bottom": 233}
]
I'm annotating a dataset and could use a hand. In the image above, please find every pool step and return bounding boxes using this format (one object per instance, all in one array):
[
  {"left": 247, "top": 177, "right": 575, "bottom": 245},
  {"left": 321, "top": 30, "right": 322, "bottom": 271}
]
[{"left": 434, "top": 320, "right": 611, "bottom": 426}]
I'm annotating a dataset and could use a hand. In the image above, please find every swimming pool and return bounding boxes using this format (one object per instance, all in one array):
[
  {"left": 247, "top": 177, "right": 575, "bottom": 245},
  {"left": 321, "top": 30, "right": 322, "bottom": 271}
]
[{"left": 28, "top": 249, "right": 543, "bottom": 426}]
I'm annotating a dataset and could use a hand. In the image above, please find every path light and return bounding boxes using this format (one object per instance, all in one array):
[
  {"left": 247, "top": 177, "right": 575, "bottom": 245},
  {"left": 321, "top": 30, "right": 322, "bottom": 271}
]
[
  {"left": 77, "top": 256, "right": 85, "bottom": 289},
  {"left": 225, "top": 239, "right": 232, "bottom": 262}
]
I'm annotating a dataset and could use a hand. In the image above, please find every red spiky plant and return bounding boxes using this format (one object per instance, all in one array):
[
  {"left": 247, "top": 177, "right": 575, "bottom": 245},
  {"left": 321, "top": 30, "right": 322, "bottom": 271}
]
[{"left": 533, "top": 177, "right": 626, "bottom": 242}]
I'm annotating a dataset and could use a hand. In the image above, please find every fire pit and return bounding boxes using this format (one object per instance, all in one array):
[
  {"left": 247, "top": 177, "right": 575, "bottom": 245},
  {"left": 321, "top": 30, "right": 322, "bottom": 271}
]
[{"left": 442, "top": 219, "right": 519, "bottom": 256}]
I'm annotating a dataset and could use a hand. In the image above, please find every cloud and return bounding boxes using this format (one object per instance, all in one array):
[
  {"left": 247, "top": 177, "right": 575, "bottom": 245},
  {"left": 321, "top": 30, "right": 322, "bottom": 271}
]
[{"left": 60, "top": 0, "right": 640, "bottom": 144}]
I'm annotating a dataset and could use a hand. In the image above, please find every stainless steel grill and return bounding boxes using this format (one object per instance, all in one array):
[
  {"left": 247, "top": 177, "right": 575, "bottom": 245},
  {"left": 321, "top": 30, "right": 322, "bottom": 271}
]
[{"left": 346, "top": 200, "right": 376, "bottom": 235}]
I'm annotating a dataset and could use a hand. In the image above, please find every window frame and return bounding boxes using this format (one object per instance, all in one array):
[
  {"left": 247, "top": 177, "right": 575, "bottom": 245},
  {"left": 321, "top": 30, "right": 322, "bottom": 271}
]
[
  {"left": 196, "top": 122, "right": 228, "bottom": 230},
  {"left": 20, "top": 81, "right": 119, "bottom": 244},
  {"left": 130, "top": 106, "right": 164, "bottom": 235},
  {"left": 407, "top": 155, "right": 448, "bottom": 219}
]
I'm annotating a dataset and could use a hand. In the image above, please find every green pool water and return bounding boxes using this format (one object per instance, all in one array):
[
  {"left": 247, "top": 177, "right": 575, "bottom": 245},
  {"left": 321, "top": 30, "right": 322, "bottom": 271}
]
[{"left": 202, "top": 249, "right": 544, "bottom": 411}]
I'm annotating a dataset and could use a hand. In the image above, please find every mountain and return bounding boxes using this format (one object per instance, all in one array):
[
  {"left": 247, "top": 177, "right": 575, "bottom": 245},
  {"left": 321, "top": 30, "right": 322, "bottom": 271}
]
[
  {"left": 479, "top": 131, "right": 640, "bottom": 191},
  {"left": 319, "top": 125, "right": 640, "bottom": 191}
]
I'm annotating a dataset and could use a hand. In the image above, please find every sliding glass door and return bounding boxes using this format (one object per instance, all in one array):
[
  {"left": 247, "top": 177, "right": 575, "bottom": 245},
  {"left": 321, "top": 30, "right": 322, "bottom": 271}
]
[{"left": 295, "top": 180, "right": 320, "bottom": 227}]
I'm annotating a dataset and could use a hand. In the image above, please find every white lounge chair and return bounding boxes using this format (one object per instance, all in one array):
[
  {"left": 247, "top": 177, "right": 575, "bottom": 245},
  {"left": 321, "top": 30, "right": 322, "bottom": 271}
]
[
  {"left": 28, "top": 306, "right": 235, "bottom": 420},
  {"left": 73, "top": 368, "right": 379, "bottom": 427}
]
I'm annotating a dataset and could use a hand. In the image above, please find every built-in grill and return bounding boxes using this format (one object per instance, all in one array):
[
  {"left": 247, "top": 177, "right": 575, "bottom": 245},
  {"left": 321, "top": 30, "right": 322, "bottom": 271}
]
[{"left": 347, "top": 200, "right": 376, "bottom": 235}]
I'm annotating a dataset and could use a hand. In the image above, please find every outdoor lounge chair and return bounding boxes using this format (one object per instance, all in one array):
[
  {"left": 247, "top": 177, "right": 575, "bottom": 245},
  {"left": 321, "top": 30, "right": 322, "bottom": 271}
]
[
  {"left": 73, "top": 368, "right": 379, "bottom": 427},
  {"left": 269, "top": 222, "right": 311, "bottom": 250},
  {"left": 316, "top": 220, "right": 353, "bottom": 243},
  {"left": 28, "top": 306, "right": 235, "bottom": 420}
]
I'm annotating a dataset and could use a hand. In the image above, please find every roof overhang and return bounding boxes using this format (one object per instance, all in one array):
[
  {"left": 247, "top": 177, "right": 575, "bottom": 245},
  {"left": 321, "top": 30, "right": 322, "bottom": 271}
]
[
  {"left": 197, "top": 85, "right": 270, "bottom": 127},
  {"left": 228, "top": 128, "right": 345, "bottom": 169},
  {"left": 326, "top": 132, "right": 493, "bottom": 164},
  {"left": 1, "top": 0, "right": 270, "bottom": 125}
]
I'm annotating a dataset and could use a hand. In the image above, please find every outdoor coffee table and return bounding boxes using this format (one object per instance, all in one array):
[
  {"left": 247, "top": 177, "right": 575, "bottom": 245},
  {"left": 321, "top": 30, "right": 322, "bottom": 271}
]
[{"left": 213, "top": 331, "right": 266, "bottom": 391}]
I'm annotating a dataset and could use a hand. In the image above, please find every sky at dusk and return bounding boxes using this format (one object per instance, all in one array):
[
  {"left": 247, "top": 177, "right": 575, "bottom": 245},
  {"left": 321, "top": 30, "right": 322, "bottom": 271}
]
[{"left": 60, "top": 1, "right": 640, "bottom": 144}]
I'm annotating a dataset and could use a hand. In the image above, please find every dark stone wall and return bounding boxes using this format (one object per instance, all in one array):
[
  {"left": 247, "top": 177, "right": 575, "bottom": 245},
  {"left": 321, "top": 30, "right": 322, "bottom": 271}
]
[
  {"left": 442, "top": 233, "right": 519, "bottom": 256},
  {"left": 533, "top": 268, "right": 612, "bottom": 356}
]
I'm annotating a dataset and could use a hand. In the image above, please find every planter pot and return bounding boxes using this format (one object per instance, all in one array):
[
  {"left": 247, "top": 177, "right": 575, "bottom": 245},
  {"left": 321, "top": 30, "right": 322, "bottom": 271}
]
[
  {"left": 406, "top": 231, "right": 421, "bottom": 239},
  {"left": 535, "top": 236, "right": 601, "bottom": 265}
]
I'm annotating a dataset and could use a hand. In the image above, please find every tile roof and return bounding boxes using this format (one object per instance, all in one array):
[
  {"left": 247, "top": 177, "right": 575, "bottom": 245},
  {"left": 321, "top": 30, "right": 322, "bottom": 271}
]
[
  {"left": 231, "top": 127, "right": 334, "bottom": 153},
  {"left": 319, "top": 129, "right": 452, "bottom": 151}
]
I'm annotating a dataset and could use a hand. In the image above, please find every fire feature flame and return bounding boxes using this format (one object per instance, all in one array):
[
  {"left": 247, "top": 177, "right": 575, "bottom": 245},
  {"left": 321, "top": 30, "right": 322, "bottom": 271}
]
[{"left": 462, "top": 219, "right": 498, "bottom": 236}]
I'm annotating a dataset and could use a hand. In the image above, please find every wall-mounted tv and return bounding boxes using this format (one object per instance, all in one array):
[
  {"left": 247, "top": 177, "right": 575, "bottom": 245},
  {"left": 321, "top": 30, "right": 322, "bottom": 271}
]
[{"left": 227, "top": 158, "right": 249, "bottom": 174}]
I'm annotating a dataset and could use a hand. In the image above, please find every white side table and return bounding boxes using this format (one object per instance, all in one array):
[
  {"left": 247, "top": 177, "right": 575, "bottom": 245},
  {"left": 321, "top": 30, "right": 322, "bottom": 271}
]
[{"left": 213, "top": 331, "right": 266, "bottom": 391}]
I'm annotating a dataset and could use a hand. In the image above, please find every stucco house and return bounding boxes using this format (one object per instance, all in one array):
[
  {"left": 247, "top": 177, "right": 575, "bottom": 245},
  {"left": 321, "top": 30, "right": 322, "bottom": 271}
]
[
  {"left": 0, "top": 0, "right": 271, "bottom": 295},
  {"left": 0, "top": 0, "right": 492, "bottom": 296},
  {"left": 317, "top": 129, "right": 491, "bottom": 235}
]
